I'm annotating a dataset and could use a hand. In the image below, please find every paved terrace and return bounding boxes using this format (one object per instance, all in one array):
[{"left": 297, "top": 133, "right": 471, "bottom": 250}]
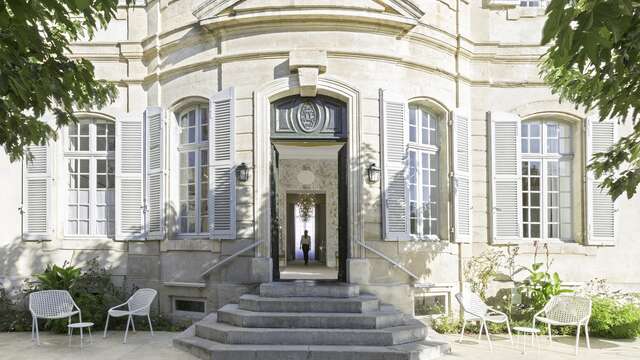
[{"left": 0, "top": 331, "right": 638, "bottom": 359}]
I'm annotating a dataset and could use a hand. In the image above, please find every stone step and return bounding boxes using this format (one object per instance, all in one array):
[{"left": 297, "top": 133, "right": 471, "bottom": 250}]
[
  {"left": 195, "top": 315, "right": 426, "bottom": 346},
  {"left": 239, "top": 294, "right": 379, "bottom": 313},
  {"left": 218, "top": 304, "right": 404, "bottom": 329},
  {"left": 260, "top": 281, "right": 359, "bottom": 298},
  {"left": 174, "top": 335, "right": 450, "bottom": 360}
]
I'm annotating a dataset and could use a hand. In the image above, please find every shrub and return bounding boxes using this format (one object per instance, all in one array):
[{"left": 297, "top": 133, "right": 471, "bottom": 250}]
[
  {"left": 0, "top": 288, "right": 30, "bottom": 332},
  {"left": 589, "top": 297, "right": 640, "bottom": 339}
]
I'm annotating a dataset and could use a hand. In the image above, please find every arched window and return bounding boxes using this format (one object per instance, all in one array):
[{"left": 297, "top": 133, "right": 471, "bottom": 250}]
[
  {"left": 65, "top": 119, "right": 115, "bottom": 236},
  {"left": 407, "top": 105, "right": 440, "bottom": 238},
  {"left": 177, "top": 104, "right": 209, "bottom": 234},
  {"left": 520, "top": 120, "right": 573, "bottom": 240}
]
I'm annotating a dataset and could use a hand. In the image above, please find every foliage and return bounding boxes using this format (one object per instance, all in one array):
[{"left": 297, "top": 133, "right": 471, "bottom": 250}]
[
  {"left": 464, "top": 250, "right": 505, "bottom": 301},
  {"left": 32, "top": 261, "right": 82, "bottom": 292},
  {"left": 589, "top": 297, "right": 640, "bottom": 339},
  {"left": 517, "top": 242, "right": 572, "bottom": 312},
  {"left": 296, "top": 193, "right": 316, "bottom": 223},
  {"left": 26, "top": 258, "right": 125, "bottom": 333},
  {"left": 0, "top": 0, "right": 123, "bottom": 161},
  {"left": 540, "top": 0, "right": 640, "bottom": 199},
  {"left": 0, "top": 288, "right": 31, "bottom": 332}
]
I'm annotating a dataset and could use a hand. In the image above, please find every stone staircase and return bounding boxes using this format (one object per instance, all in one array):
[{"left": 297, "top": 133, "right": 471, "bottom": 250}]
[{"left": 174, "top": 281, "right": 450, "bottom": 360}]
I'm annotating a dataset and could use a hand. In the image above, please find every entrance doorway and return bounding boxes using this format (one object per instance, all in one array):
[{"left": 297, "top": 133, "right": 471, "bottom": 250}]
[{"left": 270, "top": 143, "right": 347, "bottom": 281}]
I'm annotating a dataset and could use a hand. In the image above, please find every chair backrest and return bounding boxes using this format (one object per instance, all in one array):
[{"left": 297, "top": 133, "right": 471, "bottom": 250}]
[
  {"left": 543, "top": 295, "right": 592, "bottom": 325},
  {"left": 127, "top": 288, "right": 157, "bottom": 314},
  {"left": 455, "top": 291, "right": 488, "bottom": 319},
  {"left": 29, "top": 290, "right": 76, "bottom": 318}
]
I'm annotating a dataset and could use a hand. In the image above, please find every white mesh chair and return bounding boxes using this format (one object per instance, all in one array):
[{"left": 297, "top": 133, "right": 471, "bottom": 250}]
[
  {"left": 455, "top": 292, "right": 513, "bottom": 350},
  {"left": 29, "top": 290, "right": 82, "bottom": 345},
  {"left": 533, "top": 295, "right": 592, "bottom": 355},
  {"left": 103, "top": 288, "right": 157, "bottom": 343}
]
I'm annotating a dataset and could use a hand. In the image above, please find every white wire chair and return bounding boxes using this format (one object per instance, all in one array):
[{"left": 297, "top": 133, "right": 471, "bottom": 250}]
[
  {"left": 533, "top": 294, "right": 592, "bottom": 355},
  {"left": 29, "top": 290, "right": 82, "bottom": 345},
  {"left": 103, "top": 288, "right": 157, "bottom": 343},
  {"left": 455, "top": 291, "right": 513, "bottom": 350}
]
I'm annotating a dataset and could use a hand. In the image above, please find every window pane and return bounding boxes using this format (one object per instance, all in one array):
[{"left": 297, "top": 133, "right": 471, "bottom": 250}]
[
  {"left": 97, "top": 123, "right": 106, "bottom": 135},
  {"left": 97, "top": 138, "right": 106, "bottom": 151},
  {"left": 80, "top": 159, "right": 90, "bottom": 173},
  {"left": 80, "top": 175, "right": 90, "bottom": 189},
  {"left": 530, "top": 224, "right": 540, "bottom": 238},
  {"left": 79, "top": 137, "right": 89, "bottom": 151}
]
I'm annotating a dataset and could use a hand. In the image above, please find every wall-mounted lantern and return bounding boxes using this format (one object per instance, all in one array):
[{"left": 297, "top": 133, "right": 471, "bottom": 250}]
[
  {"left": 367, "top": 162, "right": 381, "bottom": 183},
  {"left": 236, "top": 162, "right": 250, "bottom": 183}
]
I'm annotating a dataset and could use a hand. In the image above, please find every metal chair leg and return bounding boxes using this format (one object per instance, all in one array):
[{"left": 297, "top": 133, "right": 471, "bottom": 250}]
[
  {"left": 35, "top": 318, "right": 40, "bottom": 345},
  {"left": 585, "top": 324, "right": 591, "bottom": 349},
  {"left": 131, "top": 316, "right": 136, "bottom": 332},
  {"left": 147, "top": 315, "right": 154, "bottom": 336},
  {"left": 124, "top": 315, "right": 131, "bottom": 344},
  {"left": 484, "top": 321, "right": 493, "bottom": 351},
  {"left": 575, "top": 324, "right": 581, "bottom": 355},
  {"left": 458, "top": 320, "right": 466, "bottom": 343},
  {"left": 506, "top": 320, "right": 514, "bottom": 345},
  {"left": 103, "top": 314, "right": 110, "bottom": 338},
  {"left": 478, "top": 321, "right": 483, "bottom": 340}
]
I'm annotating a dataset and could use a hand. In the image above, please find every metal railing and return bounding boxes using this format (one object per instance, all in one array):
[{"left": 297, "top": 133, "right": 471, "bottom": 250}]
[
  {"left": 200, "top": 240, "right": 264, "bottom": 278},
  {"left": 355, "top": 240, "right": 433, "bottom": 288}
]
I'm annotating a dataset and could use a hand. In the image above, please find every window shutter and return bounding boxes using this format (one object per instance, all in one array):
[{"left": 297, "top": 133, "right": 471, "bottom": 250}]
[
  {"left": 22, "top": 144, "right": 52, "bottom": 240},
  {"left": 209, "top": 87, "right": 236, "bottom": 239},
  {"left": 145, "top": 107, "right": 165, "bottom": 240},
  {"left": 452, "top": 108, "right": 472, "bottom": 243},
  {"left": 585, "top": 117, "right": 616, "bottom": 246},
  {"left": 380, "top": 89, "right": 409, "bottom": 240},
  {"left": 115, "top": 113, "right": 145, "bottom": 240},
  {"left": 489, "top": 111, "right": 522, "bottom": 243}
]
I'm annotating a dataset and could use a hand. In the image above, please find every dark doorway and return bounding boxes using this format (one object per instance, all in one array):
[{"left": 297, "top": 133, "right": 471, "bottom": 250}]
[{"left": 270, "top": 145, "right": 280, "bottom": 281}]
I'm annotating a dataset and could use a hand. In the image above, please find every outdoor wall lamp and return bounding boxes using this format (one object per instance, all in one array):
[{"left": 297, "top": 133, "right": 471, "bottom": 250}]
[
  {"left": 236, "top": 162, "right": 250, "bottom": 182},
  {"left": 367, "top": 162, "right": 381, "bottom": 183}
]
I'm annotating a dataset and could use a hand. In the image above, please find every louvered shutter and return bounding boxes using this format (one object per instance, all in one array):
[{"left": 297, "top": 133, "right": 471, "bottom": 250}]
[
  {"left": 489, "top": 111, "right": 522, "bottom": 243},
  {"left": 585, "top": 117, "right": 616, "bottom": 246},
  {"left": 380, "top": 90, "right": 409, "bottom": 240},
  {"left": 145, "top": 107, "right": 165, "bottom": 240},
  {"left": 452, "top": 108, "right": 472, "bottom": 243},
  {"left": 22, "top": 144, "right": 52, "bottom": 240},
  {"left": 115, "top": 113, "right": 145, "bottom": 240},
  {"left": 209, "top": 87, "right": 236, "bottom": 239}
]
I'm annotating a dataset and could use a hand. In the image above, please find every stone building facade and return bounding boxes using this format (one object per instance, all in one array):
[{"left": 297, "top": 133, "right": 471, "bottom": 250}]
[{"left": 1, "top": 0, "right": 639, "bottom": 318}]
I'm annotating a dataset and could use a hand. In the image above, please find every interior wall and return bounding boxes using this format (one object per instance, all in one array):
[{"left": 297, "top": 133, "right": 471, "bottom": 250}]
[{"left": 277, "top": 158, "right": 339, "bottom": 268}]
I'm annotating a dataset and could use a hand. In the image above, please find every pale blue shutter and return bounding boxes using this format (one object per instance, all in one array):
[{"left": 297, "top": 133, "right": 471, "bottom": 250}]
[
  {"left": 209, "top": 88, "right": 236, "bottom": 239},
  {"left": 585, "top": 117, "right": 616, "bottom": 246},
  {"left": 116, "top": 113, "right": 145, "bottom": 240},
  {"left": 145, "top": 107, "right": 165, "bottom": 240},
  {"left": 452, "top": 108, "right": 472, "bottom": 243},
  {"left": 489, "top": 111, "right": 522, "bottom": 244},
  {"left": 380, "top": 90, "right": 409, "bottom": 240},
  {"left": 22, "top": 144, "right": 51, "bottom": 240}
]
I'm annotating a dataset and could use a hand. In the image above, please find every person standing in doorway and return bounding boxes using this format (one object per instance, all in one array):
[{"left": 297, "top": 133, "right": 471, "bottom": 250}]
[{"left": 300, "top": 230, "right": 311, "bottom": 265}]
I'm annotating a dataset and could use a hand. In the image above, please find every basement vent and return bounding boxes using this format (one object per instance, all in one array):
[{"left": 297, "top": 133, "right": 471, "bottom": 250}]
[
  {"left": 414, "top": 293, "right": 448, "bottom": 318},
  {"left": 174, "top": 298, "right": 206, "bottom": 314}
]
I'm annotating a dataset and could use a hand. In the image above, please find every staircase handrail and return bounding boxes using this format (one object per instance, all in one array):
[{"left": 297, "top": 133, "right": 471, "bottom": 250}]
[
  {"left": 200, "top": 240, "right": 264, "bottom": 278},
  {"left": 354, "top": 240, "right": 421, "bottom": 282}
]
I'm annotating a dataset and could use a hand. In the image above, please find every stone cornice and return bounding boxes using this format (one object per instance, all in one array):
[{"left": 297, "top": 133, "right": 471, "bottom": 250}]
[
  {"left": 198, "top": 9, "right": 419, "bottom": 31},
  {"left": 192, "top": 0, "right": 425, "bottom": 21}
]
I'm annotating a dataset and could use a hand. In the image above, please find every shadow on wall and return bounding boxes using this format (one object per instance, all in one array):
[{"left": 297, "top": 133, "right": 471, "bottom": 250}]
[
  {"left": 0, "top": 235, "right": 128, "bottom": 297},
  {"left": 357, "top": 142, "right": 450, "bottom": 283}
]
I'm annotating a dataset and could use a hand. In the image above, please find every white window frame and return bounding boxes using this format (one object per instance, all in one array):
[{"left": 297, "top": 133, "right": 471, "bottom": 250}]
[
  {"left": 520, "top": 120, "right": 573, "bottom": 242},
  {"left": 407, "top": 105, "right": 441, "bottom": 241},
  {"left": 176, "top": 104, "right": 209, "bottom": 236},
  {"left": 519, "top": 0, "right": 547, "bottom": 7},
  {"left": 63, "top": 119, "right": 116, "bottom": 239}
]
